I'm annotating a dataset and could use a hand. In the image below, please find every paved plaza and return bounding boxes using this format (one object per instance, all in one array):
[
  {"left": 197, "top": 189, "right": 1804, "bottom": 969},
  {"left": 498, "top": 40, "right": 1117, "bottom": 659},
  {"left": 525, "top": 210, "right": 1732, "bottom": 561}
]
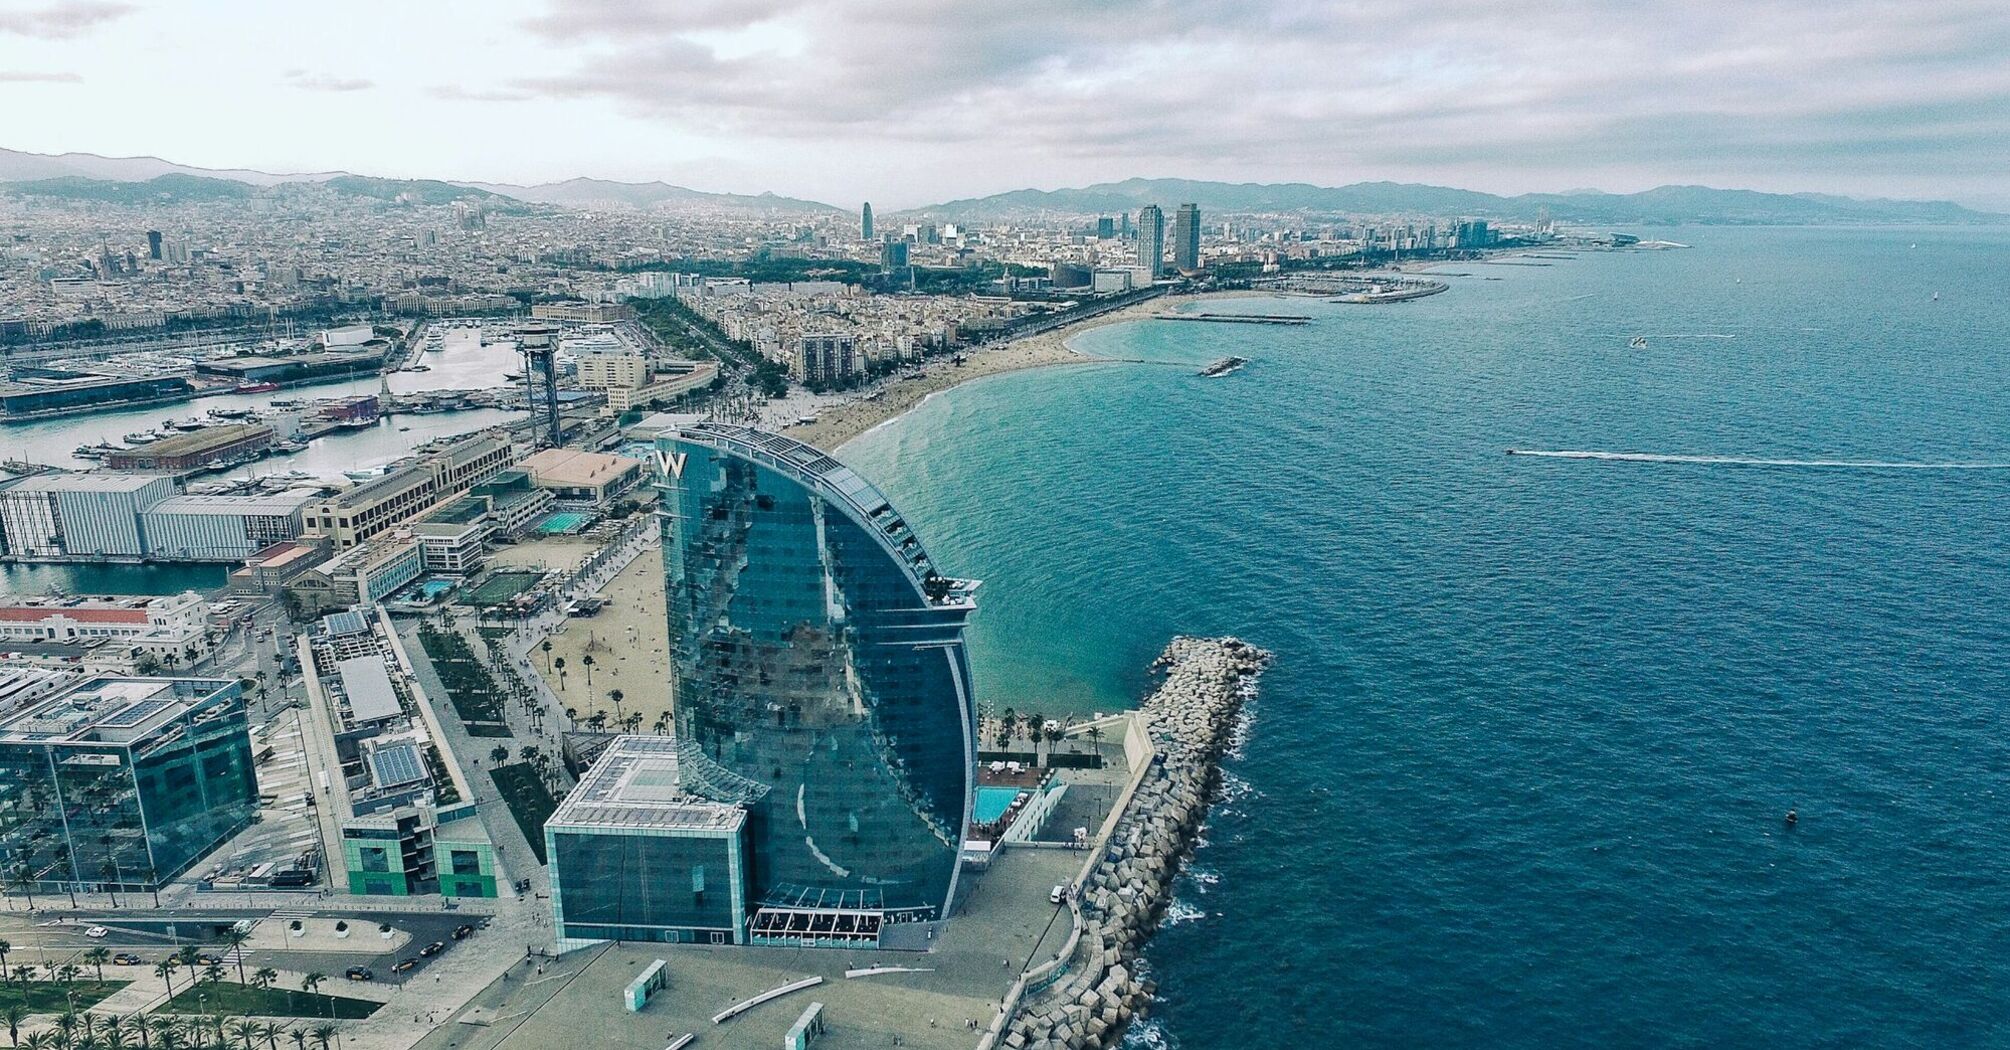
[{"left": 416, "top": 847, "right": 1084, "bottom": 1050}]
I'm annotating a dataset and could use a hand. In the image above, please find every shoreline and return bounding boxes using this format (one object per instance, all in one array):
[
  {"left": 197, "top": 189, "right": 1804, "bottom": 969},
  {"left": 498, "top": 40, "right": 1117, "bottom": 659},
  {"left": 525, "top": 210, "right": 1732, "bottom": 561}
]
[{"left": 783, "top": 289, "right": 1275, "bottom": 452}]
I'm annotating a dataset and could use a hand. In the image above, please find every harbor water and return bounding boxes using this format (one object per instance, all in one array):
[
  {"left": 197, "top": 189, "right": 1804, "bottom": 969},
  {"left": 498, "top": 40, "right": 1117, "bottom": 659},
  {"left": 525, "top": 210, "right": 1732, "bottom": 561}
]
[
  {"left": 0, "top": 327, "right": 521, "bottom": 596},
  {"left": 842, "top": 227, "right": 2010, "bottom": 1048}
]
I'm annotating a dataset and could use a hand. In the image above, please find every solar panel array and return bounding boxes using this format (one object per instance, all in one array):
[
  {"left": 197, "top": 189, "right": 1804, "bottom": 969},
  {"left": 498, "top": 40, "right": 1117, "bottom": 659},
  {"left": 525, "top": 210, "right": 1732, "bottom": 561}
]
[{"left": 370, "top": 742, "right": 427, "bottom": 788}]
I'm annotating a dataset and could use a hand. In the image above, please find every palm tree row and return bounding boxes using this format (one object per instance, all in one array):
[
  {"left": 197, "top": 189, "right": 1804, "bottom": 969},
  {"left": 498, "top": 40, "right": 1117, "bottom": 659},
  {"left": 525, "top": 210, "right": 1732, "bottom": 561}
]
[{"left": 5, "top": 1008, "right": 341, "bottom": 1050}]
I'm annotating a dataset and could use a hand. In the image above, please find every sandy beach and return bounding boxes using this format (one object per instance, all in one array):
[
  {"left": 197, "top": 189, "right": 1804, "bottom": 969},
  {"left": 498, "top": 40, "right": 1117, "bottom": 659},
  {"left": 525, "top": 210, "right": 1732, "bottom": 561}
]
[{"left": 784, "top": 290, "right": 1261, "bottom": 451}]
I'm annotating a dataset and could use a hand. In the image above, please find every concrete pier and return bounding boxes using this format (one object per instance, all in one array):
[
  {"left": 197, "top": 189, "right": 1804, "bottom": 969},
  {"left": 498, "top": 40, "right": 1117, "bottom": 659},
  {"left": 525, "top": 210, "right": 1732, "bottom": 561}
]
[{"left": 982, "top": 636, "right": 1274, "bottom": 1050}]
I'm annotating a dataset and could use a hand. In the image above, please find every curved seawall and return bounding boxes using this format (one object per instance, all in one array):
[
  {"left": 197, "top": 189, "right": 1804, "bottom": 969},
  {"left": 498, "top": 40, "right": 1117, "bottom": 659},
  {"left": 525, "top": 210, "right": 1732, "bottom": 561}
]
[{"left": 988, "top": 636, "right": 1273, "bottom": 1050}]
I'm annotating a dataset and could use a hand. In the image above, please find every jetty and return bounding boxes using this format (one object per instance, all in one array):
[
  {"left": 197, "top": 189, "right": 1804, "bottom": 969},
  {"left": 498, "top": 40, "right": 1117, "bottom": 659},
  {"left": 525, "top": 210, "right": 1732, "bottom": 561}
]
[
  {"left": 981, "top": 636, "right": 1274, "bottom": 1050},
  {"left": 1152, "top": 312, "right": 1309, "bottom": 325},
  {"left": 1197, "top": 356, "right": 1248, "bottom": 377}
]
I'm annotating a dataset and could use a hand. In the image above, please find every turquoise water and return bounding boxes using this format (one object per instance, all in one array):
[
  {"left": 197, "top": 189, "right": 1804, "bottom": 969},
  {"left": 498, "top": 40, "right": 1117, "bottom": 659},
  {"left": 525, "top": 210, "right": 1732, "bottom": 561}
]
[
  {"left": 418, "top": 579, "right": 457, "bottom": 600},
  {"left": 843, "top": 227, "right": 2010, "bottom": 1048},
  {"left": 0, "top": 561, "right": 227, "bottom": 596},
  {"left": 974, "top": 786, "right": 1024, "bottom": 824},
  {"left": 536, "top": 511, "right": 594, "bottom": 535}
]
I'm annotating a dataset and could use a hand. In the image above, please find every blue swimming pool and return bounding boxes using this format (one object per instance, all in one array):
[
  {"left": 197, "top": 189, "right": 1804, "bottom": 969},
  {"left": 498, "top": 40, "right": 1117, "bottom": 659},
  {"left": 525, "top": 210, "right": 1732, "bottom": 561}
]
[
  {"left": 418, "top": 579, "right": 455, "bottom": 600},
  {"left": 535, "top": 511, "right": 594, "bottom": 535},
  {"left": 974, "top": 786, "right": 1024, "bottom": 824}
]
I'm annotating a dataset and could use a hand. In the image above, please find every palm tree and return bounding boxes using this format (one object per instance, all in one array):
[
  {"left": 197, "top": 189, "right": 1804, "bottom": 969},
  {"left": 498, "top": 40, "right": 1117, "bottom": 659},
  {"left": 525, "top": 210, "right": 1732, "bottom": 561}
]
[
  {"left": 52, "top": 1014, "right": 78, "bottom": 1048},
  {"left": 10, "top": 865, "right": 34, "bottom": 911},
  {"left": 489, "top": 745, "right": 508, "bottom": 765},
  {"left": 254, "top": 1022, "right": 281, "bottom": 1050},
  {"left": 298, "top": 973, "right": 324, "bottom": 1017},
  {"left": 201, "top": 961, "right": 226, "bottom": 988},
  {"left": 221, "top": 927, "right": 251, "bottom": 985},
  {"left": 227, "top": 1019, "right": 260, "bottom": 1050},
  {"left": 286, "top": 1028, "right": 306, "bottom": 1050},
  {"left": 151, "top": 1027, "right": 182, "bottom": 1050},
  {"left": 20, "top": 1032, "right": 54, "bottom": 1050},
  {"left": 552, "top": 656, "right": 566, "bottom": 690},
  {"left": 153, "top": 960, "right": 179, "bottom": 1002},
  {"left": 4, "top": 1004, "right": 24, "bottom": 1047},
  {"left": 307, "top": 1025, "right": 335, "bottom": 1050},
  {"left": 580, "top": 654, "right": 594, "bottom": 687},
  {"left": 83, "top": 948, "right": 111, "bottom": 982},
  {"left": 0, "top": 939, "right": 11, "bottom": 982},
  {"left": 100, "top": 1022, "right": 130, "bottom": 1050},
  {"left": 122, "top": 1014, "right": 155, "bottom": 1050},
  {"left": 607, "top": 688, "right": 623, "bottom": 720},
  {"left": 540, "top": 639, "right": 553, "bottom": 670},
  {"left": 250, "top": 969, "right": 277, "bottom": 993},
  {"left": 57, "top": 964, "right": 83, "bottom": 987}
]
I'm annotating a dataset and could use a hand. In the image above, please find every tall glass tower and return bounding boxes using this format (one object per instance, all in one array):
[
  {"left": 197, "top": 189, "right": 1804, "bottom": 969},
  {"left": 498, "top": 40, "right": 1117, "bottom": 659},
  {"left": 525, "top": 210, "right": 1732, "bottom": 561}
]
[{"left": 655, "top": 423, "right": 977, "bottom": 948}]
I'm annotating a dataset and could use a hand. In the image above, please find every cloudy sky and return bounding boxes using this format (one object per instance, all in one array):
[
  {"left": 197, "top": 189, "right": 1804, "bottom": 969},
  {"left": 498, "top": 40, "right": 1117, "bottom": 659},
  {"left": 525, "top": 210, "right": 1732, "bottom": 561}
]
[{"left": 1, "top": 0, "right": 2006, "bottom": 209}]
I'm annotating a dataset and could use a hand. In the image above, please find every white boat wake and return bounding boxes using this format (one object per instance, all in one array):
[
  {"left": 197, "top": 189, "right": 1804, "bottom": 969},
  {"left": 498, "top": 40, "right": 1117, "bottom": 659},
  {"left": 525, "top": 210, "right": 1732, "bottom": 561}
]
[{"left": 1506, "top": 450, "right": 2010, "bottom": 470}]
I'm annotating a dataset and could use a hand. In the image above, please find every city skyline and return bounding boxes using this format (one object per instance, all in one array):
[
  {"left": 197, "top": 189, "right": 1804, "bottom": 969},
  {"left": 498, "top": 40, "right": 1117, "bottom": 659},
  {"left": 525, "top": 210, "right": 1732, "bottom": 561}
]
[{"left": 1, "top": 1, "right": 2007, "bottom": 209}]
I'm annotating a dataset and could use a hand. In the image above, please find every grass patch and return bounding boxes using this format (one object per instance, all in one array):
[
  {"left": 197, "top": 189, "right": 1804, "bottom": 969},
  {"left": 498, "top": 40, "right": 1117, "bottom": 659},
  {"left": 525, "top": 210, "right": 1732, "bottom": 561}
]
[
  {"left": 491, "top": 762, "right": 558, "bottom": 864},
  {"left": 0, "top": 980, "right": 127, "bottom": 1012},
  {"left": 160, "top": 983, "right": 380, "bottom": 1019},
  {"left": 460, "top": 570, "right": 544, "bottom": 608}
]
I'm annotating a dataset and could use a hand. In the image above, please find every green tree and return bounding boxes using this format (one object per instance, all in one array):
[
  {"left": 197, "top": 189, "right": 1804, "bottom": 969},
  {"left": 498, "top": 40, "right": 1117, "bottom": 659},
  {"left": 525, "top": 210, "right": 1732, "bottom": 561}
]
[
  {"left": 4, "top": 1004, "right": 25, "bottom": 1047},
  {"left": 153, "top": 960, "right": 179, "bottom": 1001},
  {"left": 83, "top": 947, "right": 111, "bottom": 982},
  {"left": 250, "top": 969, "right": 277, "bottom": 993},
  {"left": 221, "top": 927, "right": 251, "bottom": 984}
]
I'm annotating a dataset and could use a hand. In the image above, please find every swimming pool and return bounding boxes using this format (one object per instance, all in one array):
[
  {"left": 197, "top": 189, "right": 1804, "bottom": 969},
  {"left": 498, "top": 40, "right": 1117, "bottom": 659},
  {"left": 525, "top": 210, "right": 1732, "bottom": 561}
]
[
  {"left": 974, "top": 786, "right": 1025, "bottom": 824},
  {"left": 535, "top": 511, "right": 594, "bottom": 535},
  {"left": 418, "top": 579, "right": 456, "bottom": 601}
]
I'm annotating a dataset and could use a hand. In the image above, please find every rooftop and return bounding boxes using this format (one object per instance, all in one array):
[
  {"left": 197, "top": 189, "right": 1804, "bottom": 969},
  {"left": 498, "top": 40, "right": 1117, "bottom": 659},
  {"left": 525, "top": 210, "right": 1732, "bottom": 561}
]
[
  {"left": 119, "top": 424, "right": 272, "bottom": 458},
  {"left": 518, "top": 447, "right": 642, "bottom": 488},
  {"left": 0, "top": 676, "right": 235, "bottom": 745},
  {"left": 147, "top": 492, "right": 315, "bottom": 516},
  {"left": 547, "top": 735, "right": 746, "bottom": 834},
  {"left": 6, "top": 472, "right": 174, "bottom": 494}
]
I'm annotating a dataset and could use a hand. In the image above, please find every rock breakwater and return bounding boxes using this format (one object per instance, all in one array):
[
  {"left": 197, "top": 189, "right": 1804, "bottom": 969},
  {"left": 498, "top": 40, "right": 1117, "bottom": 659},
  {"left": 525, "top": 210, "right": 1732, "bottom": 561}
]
[{"left": 993, "top": 636, "right": 1273, "bottom": 1050}]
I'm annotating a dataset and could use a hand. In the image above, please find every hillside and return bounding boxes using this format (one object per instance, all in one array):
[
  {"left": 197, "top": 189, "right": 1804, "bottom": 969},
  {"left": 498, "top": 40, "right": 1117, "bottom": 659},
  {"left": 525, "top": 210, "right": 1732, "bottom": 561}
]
[
  {"left": 0, "top": 173, "right": 257, "bottom": 204},
  {"left": 907, "top": 178, "right": 2002, "bottom": 225},
  {"left": 464, "top": 177, "right": 839, "bottom": 214}
]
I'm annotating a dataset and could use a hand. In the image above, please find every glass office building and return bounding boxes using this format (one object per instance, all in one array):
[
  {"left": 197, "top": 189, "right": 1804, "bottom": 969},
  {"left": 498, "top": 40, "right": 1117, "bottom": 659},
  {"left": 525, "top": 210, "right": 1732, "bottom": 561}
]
[
  {"left": 655, "top": 423, "right": 978, "bottom": 948},
  {"left": 547, "top": 736, "right": 750, "bottom": 950},
  {"left": 0, "top": 677, "right": 258, "bottom": 894}
]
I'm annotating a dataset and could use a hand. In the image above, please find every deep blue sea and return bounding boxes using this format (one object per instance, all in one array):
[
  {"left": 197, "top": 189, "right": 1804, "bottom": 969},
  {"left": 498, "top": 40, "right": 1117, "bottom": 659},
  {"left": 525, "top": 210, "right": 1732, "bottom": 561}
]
[{"left": 843, "top": 227, "right": 2010, "bottom": 1049}]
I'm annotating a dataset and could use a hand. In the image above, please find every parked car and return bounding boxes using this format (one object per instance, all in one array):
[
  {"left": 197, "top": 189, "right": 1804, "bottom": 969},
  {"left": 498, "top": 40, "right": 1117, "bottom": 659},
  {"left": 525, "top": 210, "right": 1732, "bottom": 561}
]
[
  {"left": 192, "top": 953, "right": 222, "bottom": 966},
  {"left": 452, "top": 924, "right": 474, "bottom": 941},
  {"left": 344, "top": 966, "right": 373, "bottom": 981},
  {"left": 1050, "top": 885, "right": 1067, "bottom": 905},
  {"left": 112, "top": 953, "right": 144, "bottom": 966},
  {"left": 390, "top": 958, "right": 417, "bottom": 974},
  {"left": 419, "top": 940, "right": 445, "bottom": 957}
]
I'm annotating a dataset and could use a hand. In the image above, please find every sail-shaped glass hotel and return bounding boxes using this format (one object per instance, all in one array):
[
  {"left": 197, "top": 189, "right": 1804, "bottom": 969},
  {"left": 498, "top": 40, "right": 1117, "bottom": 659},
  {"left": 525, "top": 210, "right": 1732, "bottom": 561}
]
[{"left": 550, "top": 423, "right": 977, "bottom": 950}]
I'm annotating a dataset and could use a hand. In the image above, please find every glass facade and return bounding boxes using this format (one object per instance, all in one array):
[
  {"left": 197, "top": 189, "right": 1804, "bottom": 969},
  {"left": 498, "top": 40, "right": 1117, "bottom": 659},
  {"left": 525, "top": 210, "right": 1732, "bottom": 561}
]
[
  {"left": 0, "top": 678, "right": 257, "bottom": 894},
  {"left": 656, "top": 425, "right": 977, "bottom": 935},
  {"left": 550, "top": 828, "right": 744, "bottom": 943}
]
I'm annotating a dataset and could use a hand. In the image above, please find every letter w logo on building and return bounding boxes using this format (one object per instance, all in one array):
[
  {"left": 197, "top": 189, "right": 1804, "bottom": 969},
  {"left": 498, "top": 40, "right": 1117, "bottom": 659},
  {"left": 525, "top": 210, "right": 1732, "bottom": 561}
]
[{"left": 654, "top": 450, "right": 688, "bottom": 480}]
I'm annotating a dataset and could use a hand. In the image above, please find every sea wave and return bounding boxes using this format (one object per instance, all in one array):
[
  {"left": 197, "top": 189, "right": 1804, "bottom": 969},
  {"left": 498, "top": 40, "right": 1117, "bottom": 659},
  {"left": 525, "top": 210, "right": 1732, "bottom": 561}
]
[{"left": 1506, "top": 449, "right": 2010, "bottom": 470}]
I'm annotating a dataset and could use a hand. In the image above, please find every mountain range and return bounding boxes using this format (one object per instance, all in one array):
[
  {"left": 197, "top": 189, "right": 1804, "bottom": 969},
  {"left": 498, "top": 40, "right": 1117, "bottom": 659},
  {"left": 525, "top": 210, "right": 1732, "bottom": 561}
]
[
  {"left": 904, "top": 178, "right": 2003, "bottom": 225},
  {"left": 0, "top": 148, "right": 1998, "bottom": 226}
]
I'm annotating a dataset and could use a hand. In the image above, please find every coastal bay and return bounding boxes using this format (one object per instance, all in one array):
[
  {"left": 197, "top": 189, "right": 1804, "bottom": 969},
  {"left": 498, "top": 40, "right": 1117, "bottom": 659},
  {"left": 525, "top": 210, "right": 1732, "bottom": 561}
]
[{"left": 840, "top": 227, "right": 2010, "bottom": 1048}]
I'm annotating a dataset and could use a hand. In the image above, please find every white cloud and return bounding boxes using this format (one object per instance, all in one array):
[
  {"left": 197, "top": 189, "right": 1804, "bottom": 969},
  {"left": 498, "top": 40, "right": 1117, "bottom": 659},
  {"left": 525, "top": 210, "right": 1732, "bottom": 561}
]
[{"left": 0, "top": 1, "right": 131, "bottom": 38}]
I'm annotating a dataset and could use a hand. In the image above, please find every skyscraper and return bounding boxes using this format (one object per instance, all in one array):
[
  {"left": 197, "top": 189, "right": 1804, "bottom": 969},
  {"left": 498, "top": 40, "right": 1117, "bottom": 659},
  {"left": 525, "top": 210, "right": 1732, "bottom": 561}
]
[
  {"left": 1137, "top": 204, "right": 1165, "bottom": 278},
  {"left": 1173, "top": 203, "right": 1202, "bottom": 271},
  {"left": 654, "top": 423, "right": 978, "bottom": 948},
  {"left": 146, "top": 230, "right": 162, "bottom": 260},
  {"left": 861, "top": 202, "right": 874, "bottom": 241}
]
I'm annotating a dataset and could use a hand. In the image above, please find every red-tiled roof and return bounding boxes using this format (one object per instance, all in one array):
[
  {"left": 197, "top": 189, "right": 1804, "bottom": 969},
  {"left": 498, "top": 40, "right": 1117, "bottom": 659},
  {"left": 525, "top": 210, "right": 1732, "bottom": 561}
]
[{"left": 0, "top": 607, "right": 149, "bottom": 625}]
